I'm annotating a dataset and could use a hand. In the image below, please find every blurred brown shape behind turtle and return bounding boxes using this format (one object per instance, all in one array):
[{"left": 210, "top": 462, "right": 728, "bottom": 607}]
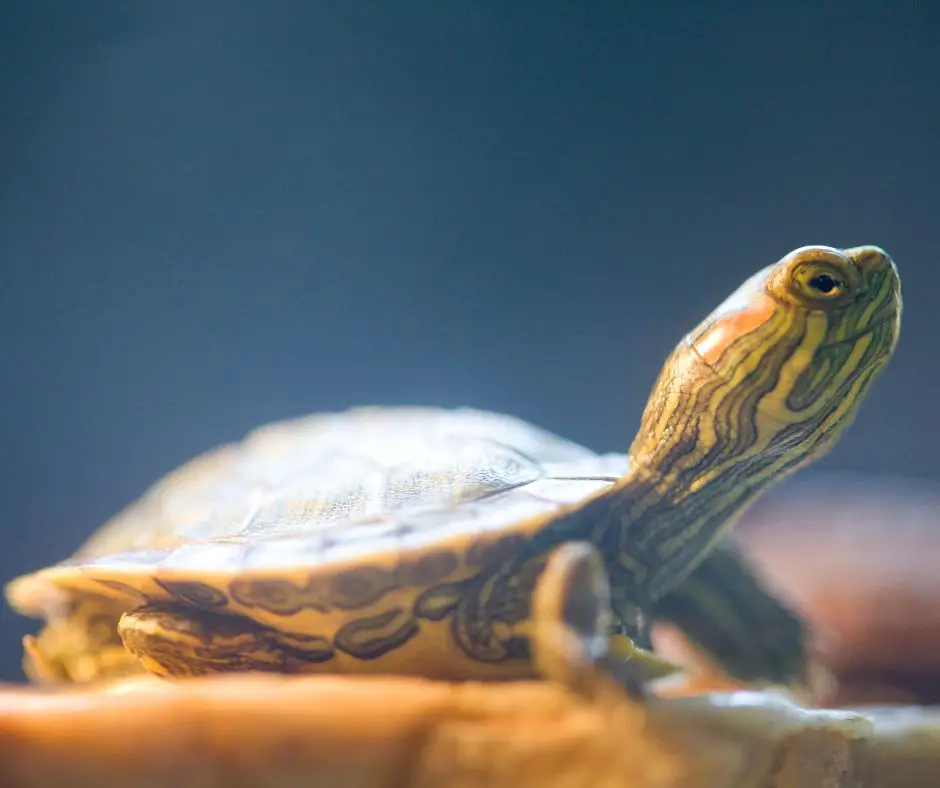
[{"left": 657, "top": 473, "right": 940, "bottom": 706}]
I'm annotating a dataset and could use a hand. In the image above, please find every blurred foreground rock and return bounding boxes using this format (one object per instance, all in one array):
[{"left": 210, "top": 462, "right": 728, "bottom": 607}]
[{"left": 2, "top": 672, "right": 940, "bottom": 787}]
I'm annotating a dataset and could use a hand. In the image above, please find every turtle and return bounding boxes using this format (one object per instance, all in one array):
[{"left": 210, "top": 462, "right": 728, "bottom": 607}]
[{"left": 4, "top": 243, "right": 902, "bottom": 690}]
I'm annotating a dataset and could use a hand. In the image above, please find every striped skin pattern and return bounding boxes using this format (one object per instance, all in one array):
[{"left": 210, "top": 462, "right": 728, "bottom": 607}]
[
  {"left": 605, "top": 245, "right": 901, "bottom": 607},
  {"left": 6, "top": 245, "right": 901, "bottom": 687}
]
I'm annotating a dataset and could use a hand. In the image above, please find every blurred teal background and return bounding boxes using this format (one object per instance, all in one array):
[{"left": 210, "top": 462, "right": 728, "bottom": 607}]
[{"left": 1, "top": 2, "right": 937, "bottom": 680}]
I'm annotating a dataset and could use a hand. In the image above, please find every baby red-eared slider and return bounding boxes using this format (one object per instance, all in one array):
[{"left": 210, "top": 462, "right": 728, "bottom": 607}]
[{"left": 5, "top": 245, "right": 902, "bottom": 688}]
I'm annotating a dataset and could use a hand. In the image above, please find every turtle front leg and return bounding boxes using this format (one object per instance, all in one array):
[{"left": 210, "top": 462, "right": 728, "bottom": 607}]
[
  {"left": 118, "top": 604, "right": 335, "bottom": 678},
  {"left": 531, "top": 542, "right": 679, "bottom": 698}
]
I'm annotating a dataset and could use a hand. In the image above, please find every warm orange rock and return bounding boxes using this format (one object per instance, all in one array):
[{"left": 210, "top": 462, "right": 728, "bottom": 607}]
[
  {"left": 0, "top": 674, "right": 692, "bottom": 788},
  {"left": 3, "top": 672, "right": 940, "bottom": 787}
]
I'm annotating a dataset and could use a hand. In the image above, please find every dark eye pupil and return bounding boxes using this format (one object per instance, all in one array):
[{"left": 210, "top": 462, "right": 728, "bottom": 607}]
[{"left": 809, "top": 273, "right": 839, "bottom": 294}]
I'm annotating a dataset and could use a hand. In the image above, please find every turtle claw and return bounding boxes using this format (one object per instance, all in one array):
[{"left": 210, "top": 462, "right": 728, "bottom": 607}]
[{"left": 608, "top": 634, "right": 683, "bottom": 684}]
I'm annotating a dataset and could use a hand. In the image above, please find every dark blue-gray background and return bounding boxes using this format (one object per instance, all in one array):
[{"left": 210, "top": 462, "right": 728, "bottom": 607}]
[{"left": 1, "top": 2, "right": 937, "bottom": 681}]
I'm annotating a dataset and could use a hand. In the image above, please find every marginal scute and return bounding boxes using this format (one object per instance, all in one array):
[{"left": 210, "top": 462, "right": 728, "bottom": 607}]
[
  {"left": 413, "top": 583, "right": 465, "bottom": 622},
  {"left": 393, "top": 550, "right": 459, "bottom": 587},
  {"left": 439, "top": 561, "right": 544, "bottom": 665},
  {"left": 228, "top": 578, "right": 321, "bottom": 616},
  {"left": 489, "top": 556, "right": 547, "bottom": 625},
  {"left": 93, "top": 579, "right": 152, "bottom": 605},
  {"left": 276, "top": 633, "right": 335, "bottom": 664},
  {"left": 333, "top": 609, "right": 420, "bottom": 660},
  {"left": 465, "top": 534, "right": 529, "bottom": 569},
  {"left": 154, "top": 580, "right": 229, "bottom": 609},
  {"left": 328, "top": 565, "right": 399, "bottom": 610}
]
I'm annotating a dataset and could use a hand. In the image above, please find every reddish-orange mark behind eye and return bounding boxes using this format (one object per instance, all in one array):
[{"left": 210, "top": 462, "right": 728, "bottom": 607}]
[{"left": 691, "top": 292, "right": 777, "bottom": 367}]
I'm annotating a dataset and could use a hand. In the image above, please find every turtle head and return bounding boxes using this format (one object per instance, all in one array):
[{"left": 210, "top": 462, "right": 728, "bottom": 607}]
[
  {"left": 630, "top": 244, "right": 901, "bottom": 477},
  {"left": 623, "top": 245, "right": 900, "bottom": 590},
  {"left": 689, "top": 244, "right": 900, "bottom": 454}
]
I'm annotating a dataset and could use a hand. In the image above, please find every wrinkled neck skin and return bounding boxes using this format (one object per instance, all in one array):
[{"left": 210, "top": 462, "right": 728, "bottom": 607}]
[{"left": 601, "top": 292, "right": 897, "bottom": 607}]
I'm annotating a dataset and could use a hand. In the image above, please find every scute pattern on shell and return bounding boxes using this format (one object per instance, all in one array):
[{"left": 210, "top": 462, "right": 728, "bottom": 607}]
[{"left": 66, "top": 407, "right": 628, "bottom": 572}]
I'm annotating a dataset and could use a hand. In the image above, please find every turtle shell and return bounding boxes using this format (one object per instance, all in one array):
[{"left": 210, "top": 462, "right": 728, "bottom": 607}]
[{"left": 8, "top": 407, "right": 632, "bottom": 680}]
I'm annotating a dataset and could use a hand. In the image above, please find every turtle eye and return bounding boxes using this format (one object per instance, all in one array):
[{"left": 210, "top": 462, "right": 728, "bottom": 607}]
[
  {"left": 808, "top": 273, "right": 839, "bottom": 294},
  {"left": 790, "top": 260, "right": 855, "bottom": 305}
]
